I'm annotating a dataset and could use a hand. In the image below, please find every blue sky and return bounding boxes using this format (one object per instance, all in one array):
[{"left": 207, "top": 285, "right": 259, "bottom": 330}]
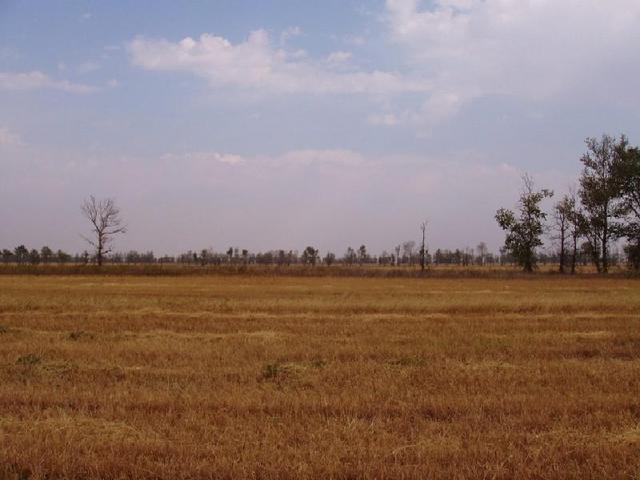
[{"left": 1, "top": 0, "right": 639, "bottom": 255}]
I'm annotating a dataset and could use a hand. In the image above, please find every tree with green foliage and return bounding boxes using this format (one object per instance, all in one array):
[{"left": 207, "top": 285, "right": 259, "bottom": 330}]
[
  {"left": 617, "top": 144, "right": 640, "bottom": 269},
  {"left": 40, "top": 246, "right": 53, "bottom": 263},
  {"left": 14, "top": 245, "right": 28, "bottom": 264},
  {"left": 28, "top": 249, "right": 40, "bottom": 265},
  {"left": 495, "top": 175, "right": 553, "bottom": 272},
  {"left": 578, "top": 135, "right": 627, "bottom": 273},
  {"left": 56, "top": 249, "right": 71, "bottom": 263},
  {"left": 357, "top": 245, "right": 368, "bottom": 265},
  {"left": 301, "top": 246, "right": 319, "bottom": 266},
  {"left": 1, "top": 249, "right": 13, "bottom": 263}
]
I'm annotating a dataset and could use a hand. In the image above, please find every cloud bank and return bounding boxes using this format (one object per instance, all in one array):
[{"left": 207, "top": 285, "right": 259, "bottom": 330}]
[
  {"left": 384, "top": 0, "right": 640, "bottom": 124},
  {"left": 129, "top": 30, "right": 430, "bottom": 95}
]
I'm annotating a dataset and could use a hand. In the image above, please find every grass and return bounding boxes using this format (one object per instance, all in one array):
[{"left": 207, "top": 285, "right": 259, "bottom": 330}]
[
  {"left": 0, "top": 262, "right": 632, "bottom": 278},
  {"left": 0, "top": 274, "right": 639, "bottom": 479}
]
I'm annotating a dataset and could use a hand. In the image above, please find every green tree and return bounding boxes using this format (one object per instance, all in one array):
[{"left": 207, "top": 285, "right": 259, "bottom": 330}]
[
  {"left": 301, "top": 246, "right": 319, "bottom": 266},
  {"left": 357, "top": 245, "right": 368, "bottom": 265},
  {"left": 578, "top": 135, "right": 627, "bottom": 273},
  {"left": 14, "top": 245, "right": 28, "bottom": 264},
  {"left": 56, "top": 250, "right": 71, "bottom": 263},
  {"left": 496, "top": 175, "right": 553, "bottom": 272},
  {"left": 2, "top": 249, "right": 13, "bottom": 263},
  {"left": 617, "top": 145, "right": 640, "bottom": 269},
  {"left": 40, "top": 246, "right": 53, "bottom": 263},
  {"left": 28, "top": 249, "right": 40, "bottom": 265}
]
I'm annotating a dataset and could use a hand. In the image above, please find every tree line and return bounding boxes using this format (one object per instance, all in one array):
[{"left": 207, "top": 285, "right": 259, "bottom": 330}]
[{"left": 496, "top": 134, "right": 640, "bottom": 272}]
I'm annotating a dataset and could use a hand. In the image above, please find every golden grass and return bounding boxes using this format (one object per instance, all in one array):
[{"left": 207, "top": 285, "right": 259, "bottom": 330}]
[{"left": 0, "top": 275, "right": 639, "bottom": 479}]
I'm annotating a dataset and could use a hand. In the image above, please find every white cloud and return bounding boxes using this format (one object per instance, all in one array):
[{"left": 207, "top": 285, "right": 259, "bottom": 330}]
[
  {"left": 0, "top": 71, "right": 98, "bottom": 93},
  {"left": 280, "top": 26, "right": 302, "bottom": 44},
  {"left": 385, "top": 0, "right": 640, "bottom": 123},
  {"left": 0, "top": 127, "right": 22, "bottom": 146},
  {"left": 129, "top": 30, "right": 430, "bottom": 95},
  {"left": 367, "top": 92, "right": 462, "bottom": 129}
]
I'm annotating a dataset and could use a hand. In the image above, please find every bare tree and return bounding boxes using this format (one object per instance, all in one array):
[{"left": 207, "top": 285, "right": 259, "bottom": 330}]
[
  {"left": 564, "top": 188, "right": 582, "bottom": 274},
  {"left": 81, "top": 196, "right": 126, "bottom": 266},
  {"left": 476, "top": 242, "right": 488, "bottom": 266},
  {"left": 419, "top": 220, "right": 428, "bottom": 271},
  {"left": 402, "top": 241, "right": 416, "bottom": 265},
  {"left": 553, "top": 196, "right": 573, "bottom": 273}
]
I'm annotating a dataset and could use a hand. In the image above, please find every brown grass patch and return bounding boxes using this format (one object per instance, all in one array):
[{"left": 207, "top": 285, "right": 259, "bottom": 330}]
[{"left": 0, "top": 274, "right": 639, "bottom": 478}]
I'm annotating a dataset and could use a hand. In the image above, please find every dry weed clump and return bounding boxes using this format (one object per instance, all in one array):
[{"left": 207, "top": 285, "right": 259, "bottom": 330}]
[{"left": 0, "top": 274, "right": 639, "bottom": 479}]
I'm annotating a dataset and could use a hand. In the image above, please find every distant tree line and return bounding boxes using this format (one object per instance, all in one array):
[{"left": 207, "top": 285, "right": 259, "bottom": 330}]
[{"left": 2, "top": 241, "right": 625, "bottom": 269}]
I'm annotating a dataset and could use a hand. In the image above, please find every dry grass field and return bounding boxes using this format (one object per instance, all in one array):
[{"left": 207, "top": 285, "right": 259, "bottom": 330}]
[{"left": 1, "top": 274, "right": 639, "bottom": 479}]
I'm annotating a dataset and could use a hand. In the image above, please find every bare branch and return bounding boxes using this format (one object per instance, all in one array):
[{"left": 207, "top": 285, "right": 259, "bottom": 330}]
[{"left": 80, "top": 195, "right": 126, "bottom": 266}]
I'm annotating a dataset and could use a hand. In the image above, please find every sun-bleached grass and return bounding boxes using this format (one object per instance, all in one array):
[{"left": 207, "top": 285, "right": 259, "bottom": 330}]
[{"left": 1, "top": 275, "right": 639, "bottom": 479}]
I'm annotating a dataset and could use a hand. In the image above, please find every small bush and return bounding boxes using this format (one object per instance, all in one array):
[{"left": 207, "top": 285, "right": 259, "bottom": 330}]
[
  {"left": 261, "top": 363, "right": 283, "bottom": 381},
  {"left": 16, "top": 353, "right": 41, "bottom": 366},
  {"left": 310, "top": 357, "right": 327, "bottom": 368},
  {"left": 68, "top": 330, "right": 94, "bottom": 341}
]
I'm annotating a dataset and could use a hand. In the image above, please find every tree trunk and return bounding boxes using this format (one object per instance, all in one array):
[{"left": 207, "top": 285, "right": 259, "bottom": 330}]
[
  {"left": 570, "top": 235, "right": 577, "bottom": 274},
  {"left": 601, "top": 231, "right": 608, "bottom": 273},
  {"left": 97, "top": 235, "right": 103, "bottom": 266},
  {"left": 559, "top": 229, "right": 566, "bottom": 274}
]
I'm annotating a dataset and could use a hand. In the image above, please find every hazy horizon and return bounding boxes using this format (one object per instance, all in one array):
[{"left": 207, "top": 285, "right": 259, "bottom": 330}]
[{"left": 2, "top": 1, "right": 640, "bottom": 256}]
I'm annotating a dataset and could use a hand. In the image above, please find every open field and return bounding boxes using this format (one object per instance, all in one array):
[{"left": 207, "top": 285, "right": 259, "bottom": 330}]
[{"left": 1, "top": 275, "right": 639, "bottom": 479}]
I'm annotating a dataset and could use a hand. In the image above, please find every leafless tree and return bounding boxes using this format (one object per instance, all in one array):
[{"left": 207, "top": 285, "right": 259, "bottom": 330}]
[
  {"left": 566, "top": 188, "right": 582, "bottom": 274},
  {"left": 402, "top": 241, "right": 415, "bottom": 265},
  {"left": 553, "top": 194, "right": 576, "bottom": 273},
  {"left": 81, "top": 196, "right": 126, "bottom": 266},
  {"left": 476, "top": 242, "right": 488, "bottom": 266},
  {"left": 419, "top": 220, "right": 428, "bottom": 271}
]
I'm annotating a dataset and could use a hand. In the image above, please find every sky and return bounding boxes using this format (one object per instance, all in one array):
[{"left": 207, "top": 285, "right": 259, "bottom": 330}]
[{"left": 1, "top": 0, "right": 640, "bottom": 256}]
